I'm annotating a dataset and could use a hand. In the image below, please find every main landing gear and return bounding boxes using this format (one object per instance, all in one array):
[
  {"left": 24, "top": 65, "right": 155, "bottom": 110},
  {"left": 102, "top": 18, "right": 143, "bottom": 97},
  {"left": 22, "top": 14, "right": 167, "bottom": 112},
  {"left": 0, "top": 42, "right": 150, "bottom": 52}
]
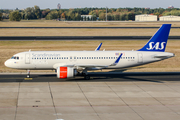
[
  {"left": 84, "top": 75, "right": 90, "bottom": 80},
  {"left": 82, "top": 70, "right": 90, "bottom": 80}
]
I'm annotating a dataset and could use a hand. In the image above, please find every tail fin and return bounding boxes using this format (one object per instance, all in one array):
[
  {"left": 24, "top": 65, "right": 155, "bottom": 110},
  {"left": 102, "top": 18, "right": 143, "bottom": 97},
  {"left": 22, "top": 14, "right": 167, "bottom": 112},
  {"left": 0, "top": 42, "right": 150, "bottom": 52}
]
[{"left": 138, "top": 24, "right": 171, "bottom": 52}]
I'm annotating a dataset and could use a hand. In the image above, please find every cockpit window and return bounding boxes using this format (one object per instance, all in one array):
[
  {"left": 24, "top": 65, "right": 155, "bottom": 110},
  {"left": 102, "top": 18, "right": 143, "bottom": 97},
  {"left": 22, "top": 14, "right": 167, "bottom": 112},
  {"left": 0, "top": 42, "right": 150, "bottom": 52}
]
[{"left": 11, "top": 56, "right": 19, "bottom": 60}]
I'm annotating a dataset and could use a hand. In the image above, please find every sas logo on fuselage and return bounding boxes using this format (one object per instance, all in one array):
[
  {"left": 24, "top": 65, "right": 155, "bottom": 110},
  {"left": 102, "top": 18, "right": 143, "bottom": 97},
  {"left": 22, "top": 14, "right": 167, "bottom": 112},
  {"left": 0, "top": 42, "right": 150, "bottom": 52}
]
[{"left": 146, "top": 42, "right": 166, "bottom": 50}]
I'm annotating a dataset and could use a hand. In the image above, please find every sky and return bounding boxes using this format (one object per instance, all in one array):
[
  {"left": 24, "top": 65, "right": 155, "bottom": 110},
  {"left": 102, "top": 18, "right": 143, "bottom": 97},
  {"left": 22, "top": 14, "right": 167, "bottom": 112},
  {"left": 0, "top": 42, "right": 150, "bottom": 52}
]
[{"left": 0, "top": 0, "right": 179, "bottom": 9}]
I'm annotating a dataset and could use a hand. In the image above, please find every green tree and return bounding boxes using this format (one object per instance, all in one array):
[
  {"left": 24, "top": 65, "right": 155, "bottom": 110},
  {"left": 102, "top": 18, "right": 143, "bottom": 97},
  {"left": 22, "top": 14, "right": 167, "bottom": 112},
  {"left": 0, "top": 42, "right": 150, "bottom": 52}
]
[
  {"left": 41, "top": 9, "right": 50, "bottom": 18},
  {"left": 113, "top": 13, "right": 120, "bottom": 20},
  {"left": 34, "top": 6, "right": 41, "bottom": 19},
  {"left": 127, "top": 12, "right": 135, "bottom": 20},
  {"left": 45, "top": 11, "right": 58, "bottom": 20},
  {"left": 99, "top": 13, "right": 105, "bottom": 20},
  {"left": 24, "top": 7, "right": 35, "bottom": 19},
  {"left": 74, "top": 13, "right": 81, "bottom": 20},
  {"left": 0, "top": 13, "right": 2, "bottom": 21},
  {"left": 9, "top": 11, "right": 21, "bottom": 21},
  {"left": 107, "top": 13, "right": 112, "bottom": 21}
]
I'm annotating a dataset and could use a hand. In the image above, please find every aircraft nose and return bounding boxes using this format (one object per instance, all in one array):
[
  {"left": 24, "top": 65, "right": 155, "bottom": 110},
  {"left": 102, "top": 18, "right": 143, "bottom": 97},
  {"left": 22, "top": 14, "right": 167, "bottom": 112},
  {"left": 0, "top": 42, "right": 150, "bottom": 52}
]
[{"left": 4, "top": 59, "right": 12, "bottom": 68}]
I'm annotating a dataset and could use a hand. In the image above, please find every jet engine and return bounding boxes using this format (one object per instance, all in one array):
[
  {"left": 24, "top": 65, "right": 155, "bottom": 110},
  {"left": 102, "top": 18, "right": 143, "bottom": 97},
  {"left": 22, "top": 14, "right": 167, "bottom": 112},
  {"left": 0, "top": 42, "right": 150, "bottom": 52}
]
[{"left": 57, "top": 67, "right": 77, "bottom": 78}]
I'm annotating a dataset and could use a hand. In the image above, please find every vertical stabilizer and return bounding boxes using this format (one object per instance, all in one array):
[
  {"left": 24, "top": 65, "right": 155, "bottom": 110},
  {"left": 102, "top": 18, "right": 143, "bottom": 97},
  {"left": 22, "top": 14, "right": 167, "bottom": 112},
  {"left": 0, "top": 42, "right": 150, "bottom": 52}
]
[{"left": 138, "top": 24, "right": 171, "bottom": 52}]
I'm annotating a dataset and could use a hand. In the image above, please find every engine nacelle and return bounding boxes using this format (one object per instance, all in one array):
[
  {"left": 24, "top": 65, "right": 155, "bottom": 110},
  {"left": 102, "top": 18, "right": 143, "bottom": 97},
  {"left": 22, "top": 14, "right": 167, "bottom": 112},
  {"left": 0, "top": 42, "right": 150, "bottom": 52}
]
[{"left": 57, "top": 67, "right": 77, "bottom": 79}]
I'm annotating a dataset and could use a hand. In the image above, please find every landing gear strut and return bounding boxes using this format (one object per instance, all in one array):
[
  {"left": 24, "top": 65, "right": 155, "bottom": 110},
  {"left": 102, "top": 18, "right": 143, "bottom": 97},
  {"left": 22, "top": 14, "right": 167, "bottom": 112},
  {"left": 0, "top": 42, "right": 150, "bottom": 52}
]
[{"left": 27, "top": 70, "right": 30, "bottom": 78}]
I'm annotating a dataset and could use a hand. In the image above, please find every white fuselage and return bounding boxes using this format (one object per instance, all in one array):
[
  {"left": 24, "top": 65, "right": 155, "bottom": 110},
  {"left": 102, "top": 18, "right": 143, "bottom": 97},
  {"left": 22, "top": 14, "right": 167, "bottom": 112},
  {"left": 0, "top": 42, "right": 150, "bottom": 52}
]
[{"left": 4, "top": 51, "right": 174, "bottom": 70}]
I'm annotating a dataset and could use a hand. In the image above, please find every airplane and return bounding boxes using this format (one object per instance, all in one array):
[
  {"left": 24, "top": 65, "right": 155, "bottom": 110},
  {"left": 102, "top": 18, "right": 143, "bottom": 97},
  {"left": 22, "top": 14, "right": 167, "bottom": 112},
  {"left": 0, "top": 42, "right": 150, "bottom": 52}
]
[{"left": 4, "top": 24, "right": 175, "bottom": 80}]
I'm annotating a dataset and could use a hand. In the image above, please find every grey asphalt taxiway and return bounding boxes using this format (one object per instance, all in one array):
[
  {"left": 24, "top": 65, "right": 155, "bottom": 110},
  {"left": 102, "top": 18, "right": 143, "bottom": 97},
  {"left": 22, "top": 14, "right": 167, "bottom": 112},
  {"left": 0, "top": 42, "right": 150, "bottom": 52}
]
[
  {"left": 1, "top": 72, "right": 180, "bottom": 120},
  {"left": 0, "top": 72, "right": 179, "bottom": 82}
]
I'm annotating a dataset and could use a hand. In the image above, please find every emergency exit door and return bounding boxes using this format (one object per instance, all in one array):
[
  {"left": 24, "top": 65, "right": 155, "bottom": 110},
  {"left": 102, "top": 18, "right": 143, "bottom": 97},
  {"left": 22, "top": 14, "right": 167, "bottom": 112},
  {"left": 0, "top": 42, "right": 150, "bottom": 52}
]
[
  {"left": 138, "top": 53, "right": 143, "bottom": 63},
  {"left": 25, "top": 53, "right": 30, "bottom": 64}
]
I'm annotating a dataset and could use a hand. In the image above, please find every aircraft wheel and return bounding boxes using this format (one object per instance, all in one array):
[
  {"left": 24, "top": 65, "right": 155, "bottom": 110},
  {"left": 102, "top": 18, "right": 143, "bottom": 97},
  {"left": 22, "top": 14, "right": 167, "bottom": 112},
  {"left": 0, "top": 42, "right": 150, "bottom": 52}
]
[
  {"left": 27, "top": 74, "right": 30, "bottom": 78},
  {"left": 84, "top": 75, "right": 90, "bottom": 80}
]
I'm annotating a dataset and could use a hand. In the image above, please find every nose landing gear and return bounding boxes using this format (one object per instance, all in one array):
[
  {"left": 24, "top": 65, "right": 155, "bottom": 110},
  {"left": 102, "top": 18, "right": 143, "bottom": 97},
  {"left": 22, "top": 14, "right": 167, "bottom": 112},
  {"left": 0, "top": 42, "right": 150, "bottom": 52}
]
[
  {"left": 24, "top": 70, "right": 33, "bottom": 80},
  {"left": 27, "top": 70, "right": 30, "bottom": 78}
]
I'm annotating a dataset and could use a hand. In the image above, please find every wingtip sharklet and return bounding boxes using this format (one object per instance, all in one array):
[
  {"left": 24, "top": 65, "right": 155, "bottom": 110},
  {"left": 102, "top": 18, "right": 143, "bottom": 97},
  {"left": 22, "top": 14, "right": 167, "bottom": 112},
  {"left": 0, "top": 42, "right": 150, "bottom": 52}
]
[
  {"left": 95, "top": 43, "right": 102, "bottom": 51},
  {"left": 110, "top": 53, "right": 123, "bottom": 66}
]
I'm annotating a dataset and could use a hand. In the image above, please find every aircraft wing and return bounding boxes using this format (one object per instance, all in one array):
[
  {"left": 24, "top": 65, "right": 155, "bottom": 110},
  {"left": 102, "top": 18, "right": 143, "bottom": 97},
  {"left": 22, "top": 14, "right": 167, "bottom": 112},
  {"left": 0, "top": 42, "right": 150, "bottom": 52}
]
[
  {"left": 53, "top": 63, "right": 108, "bottom": 69},
  {"left": 53, "top": 53, "right": 122, "bottom": 70}
]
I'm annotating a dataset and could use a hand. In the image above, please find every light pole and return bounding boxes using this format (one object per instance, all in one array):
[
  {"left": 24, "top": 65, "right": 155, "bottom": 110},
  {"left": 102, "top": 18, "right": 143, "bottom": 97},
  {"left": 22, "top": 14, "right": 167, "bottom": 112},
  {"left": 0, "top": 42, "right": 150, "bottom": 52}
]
[{"left": 106, "top": 6, "right": 107, "bottom": 21}]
